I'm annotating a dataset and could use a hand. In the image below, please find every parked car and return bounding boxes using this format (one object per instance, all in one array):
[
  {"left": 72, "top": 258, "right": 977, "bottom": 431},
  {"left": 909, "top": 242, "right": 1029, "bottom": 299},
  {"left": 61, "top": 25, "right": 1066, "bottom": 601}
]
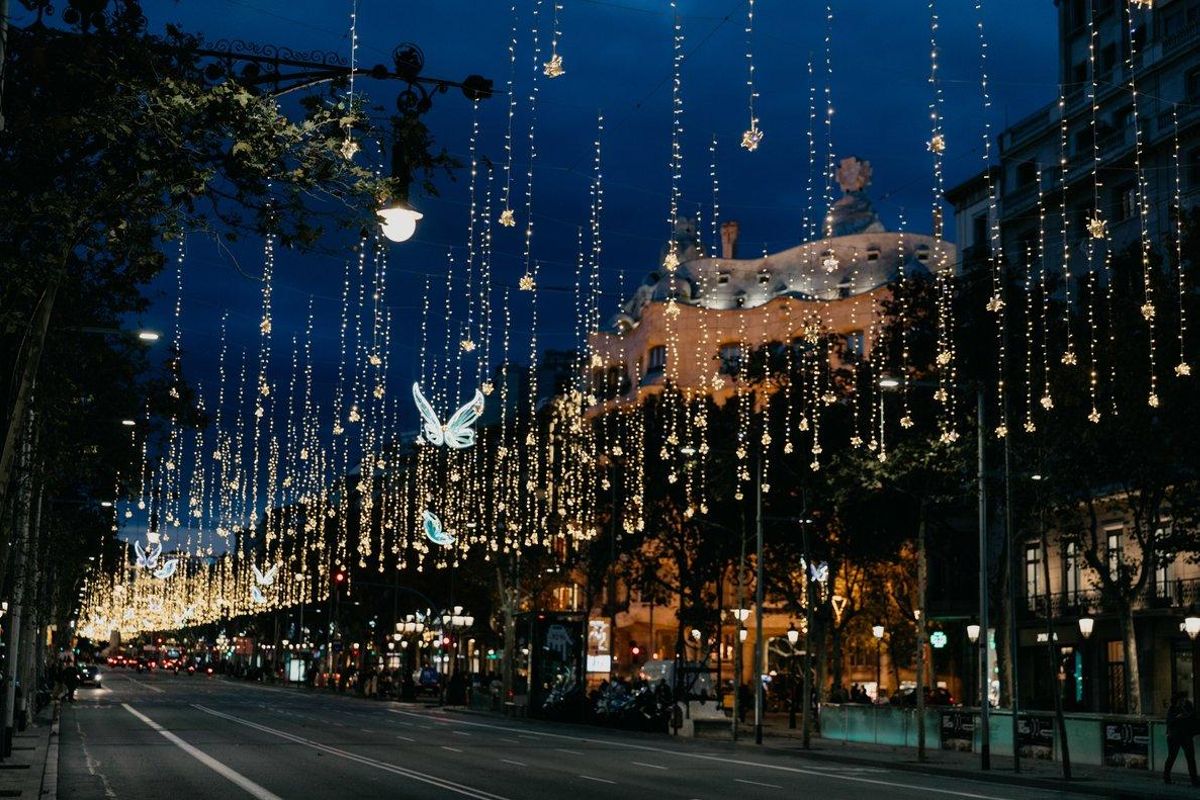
[{"left": 78, "top": 664, "right": 102, "bottom": 687}]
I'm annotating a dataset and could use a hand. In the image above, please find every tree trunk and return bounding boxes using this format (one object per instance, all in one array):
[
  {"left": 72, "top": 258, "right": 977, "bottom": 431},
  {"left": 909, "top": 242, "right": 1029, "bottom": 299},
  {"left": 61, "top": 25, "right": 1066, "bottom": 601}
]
[
  {"left": 0, "top": 283, "right": 57, "bottom": 569},
  {"left": 1119, "top": 603, "right": 1142, "bottom": 715},
  {"left": 830, "top": 626, "right": 844, "bottom": 693},
  {"left": 916, "top": 502, "right": 928, "bottom": 761}
]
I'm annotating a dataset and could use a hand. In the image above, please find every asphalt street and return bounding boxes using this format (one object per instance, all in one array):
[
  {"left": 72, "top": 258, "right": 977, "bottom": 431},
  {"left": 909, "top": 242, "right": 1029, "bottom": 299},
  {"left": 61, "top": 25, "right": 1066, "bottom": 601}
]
[{"left": 58, "top": 670, "right": 1093, "bottom": 800}]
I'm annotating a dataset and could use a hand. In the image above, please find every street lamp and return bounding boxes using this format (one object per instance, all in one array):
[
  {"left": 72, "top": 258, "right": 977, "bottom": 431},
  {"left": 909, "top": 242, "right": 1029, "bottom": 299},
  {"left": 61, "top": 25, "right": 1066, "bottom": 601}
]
[
  {"left": 1183, "top": 616, "right": 1200, "bottom": 640},
  {"left": 377, "top": 201, "right": 423, "bottom": 243},
  {"left": 1077, "top": 616, "right": 1094, "bottom": 640},
  {"left": 787, "top": 623, "right": 801, "bottom": 730},
  {"left": 738, "top": 626, "right": 748, "bottom": 643},
  {"left": 967, "top": 624, "right": 981, "bottom": 644},
  {"left": 120, "top": 419, "right": 136, "bottom": 427},
  {"left": 872, "top": 623, "right": 886, "bottom": 701},
  {"left": 136, "top": 330, "right": 161, "bottom": 342}
]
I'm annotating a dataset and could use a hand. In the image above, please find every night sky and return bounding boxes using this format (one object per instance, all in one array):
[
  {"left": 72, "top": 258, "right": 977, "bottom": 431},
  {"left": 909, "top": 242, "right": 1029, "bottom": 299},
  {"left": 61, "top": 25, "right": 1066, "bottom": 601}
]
[{"left": 20, "top": 0, "right": 1061, "bottom": 491}]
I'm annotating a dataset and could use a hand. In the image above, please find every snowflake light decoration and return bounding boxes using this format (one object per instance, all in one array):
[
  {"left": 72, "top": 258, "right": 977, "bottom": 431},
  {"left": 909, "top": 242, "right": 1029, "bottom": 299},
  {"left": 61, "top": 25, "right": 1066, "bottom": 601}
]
[
  {"left": 339, "top": 136, "right": 360, "bottom": 161},
  {"left": 543, "top": 53, "right": 565, "bottom": 78},
  {"left": 518, "top": 273, "right": 536, "bottom": 291},
  {"left": 1177, "top": 362, "right": 1192, "bottom": 377},
  {"left": 928, "top": 134, "right": 946, "bottom": 154},
  {"left": 1086, "top": 215, "right": 1107, "bottom": 240},
  {"left": 741, "top": 119, "right": 764, "bottom": 152},
  {"left": 822, "top": 254, "right": 839, "bottom": 273},
  {"left": 460, "top": 338, "right": 477, "bottom": 353},
  {"left": 498, "top": 208, "right": 516, "bottom": 227}
]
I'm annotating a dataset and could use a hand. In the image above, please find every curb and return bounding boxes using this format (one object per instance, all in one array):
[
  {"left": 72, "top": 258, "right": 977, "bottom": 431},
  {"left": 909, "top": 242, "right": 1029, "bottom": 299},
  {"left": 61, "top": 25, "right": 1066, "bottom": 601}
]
[{"left": 40, "top": 705, "right": 60, "bottom": 800}]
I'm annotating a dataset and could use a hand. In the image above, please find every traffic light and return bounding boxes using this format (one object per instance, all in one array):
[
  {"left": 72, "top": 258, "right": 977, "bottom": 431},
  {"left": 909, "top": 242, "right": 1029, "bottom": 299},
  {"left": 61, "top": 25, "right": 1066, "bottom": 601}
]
[
  {"left": 629, "top": 641, "right": 641, "bottom": 663},
  {"left": 332, "top": 568, "right": 347, "bottom": 586}
]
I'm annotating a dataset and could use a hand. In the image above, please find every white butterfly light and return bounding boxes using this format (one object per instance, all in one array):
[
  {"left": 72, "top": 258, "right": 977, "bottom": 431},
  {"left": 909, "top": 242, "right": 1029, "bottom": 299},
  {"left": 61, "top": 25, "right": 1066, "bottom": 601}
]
[
  {"left": 153, "top": 559, "right": 178, "bottom": 580},
  {"left": 252, "top": 564, "right": 278, "bottom": 586},
  {"left": 251, "top": 586, "right": 266, "bottom": 604},
  {"left": 809, "top": 561, "right": 829, "bottom": 584},
  {"left": 134, "top": 541, "right": 162, "bottom": 569},
  {"left": 422, "top": 510, "right": 456, "bottom": 547},
  {"left": 412, "top": 382, "right": 485, "bottom": 449}
]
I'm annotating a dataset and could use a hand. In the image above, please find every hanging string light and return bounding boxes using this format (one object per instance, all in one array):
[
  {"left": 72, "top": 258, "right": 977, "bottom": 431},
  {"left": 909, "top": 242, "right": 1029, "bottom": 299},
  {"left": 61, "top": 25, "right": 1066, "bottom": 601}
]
[
  {"left": 1057, "top": 86, "right": 1076, "bottom": 368},
  {"left": 740, "top": 0, "right": 762, "bottom": 151},
  {"left": 1124, "top": 0, "right": 1158, "bottom": 406},
  {"left": 928, "top": 0, "right": 956, "bottom": 444},
  {"left": 498, "top": 0, "right": 520, "bottom": 228},
  {"left": 1173, "top": 106, "right": 1191, "bottom": 378},
  {"left": 339, "top": 0, "right": 360, "bottom": 160},
  {"left": 544, "top": 1, "right": 565, "bottom": 78}
]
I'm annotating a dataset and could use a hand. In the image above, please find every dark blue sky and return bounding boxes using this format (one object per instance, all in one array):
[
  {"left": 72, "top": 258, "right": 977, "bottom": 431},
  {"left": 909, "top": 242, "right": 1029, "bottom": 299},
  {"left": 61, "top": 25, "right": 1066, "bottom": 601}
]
[{"left": 40, "top": 0, "right": 1063, "bottom": 440}]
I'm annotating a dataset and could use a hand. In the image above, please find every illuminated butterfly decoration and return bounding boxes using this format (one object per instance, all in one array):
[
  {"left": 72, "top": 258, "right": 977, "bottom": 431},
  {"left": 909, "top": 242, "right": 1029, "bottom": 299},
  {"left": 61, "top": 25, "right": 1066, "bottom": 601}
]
[
  {"left": 251, "top": 586, "right": 266, "bottom": 604},
  {"left": 412, "top": 383, "right": 485, "bottom": 449},
  {"left": 422, "top": 510, "right": 456, "bottom": 547},
  {"left": 134, "top": 541, "right": 162, "bottom": 569},
  {"left": 252, "top": 564, "right": 278, "bottom": 586},
  {"left": 153, "top": 559, "right": 178, "bottom": 580},
  {"left": 809, "top": 561, "right": 829, "bottom": 584}
]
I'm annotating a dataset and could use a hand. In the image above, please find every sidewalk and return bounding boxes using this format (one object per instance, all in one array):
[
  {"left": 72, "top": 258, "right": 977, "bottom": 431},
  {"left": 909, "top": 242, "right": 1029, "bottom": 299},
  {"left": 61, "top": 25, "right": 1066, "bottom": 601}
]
[
  {"left": 0, "top": 703, "right": 60, "bottom": 800},
  {"left": 752, "top": 713, "right": 1198, "bottom": 800}
]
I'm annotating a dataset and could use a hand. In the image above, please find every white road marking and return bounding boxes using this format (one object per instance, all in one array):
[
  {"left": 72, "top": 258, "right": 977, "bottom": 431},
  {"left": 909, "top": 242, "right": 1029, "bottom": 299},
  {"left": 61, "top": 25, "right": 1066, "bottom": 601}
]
[
  {"left": 385, "top": 709, "right": 1025, "bottom": 800},
  {"left": 632, "top": 761, "right": 668, "bottom": 770},
  {"left": 555, "top": 747, "right": 584, "bottom": 755},
  {"left": 122, "top": 704, "right": 282, "bottom": 800},
  {"left": 736, "top": 778, "right": 783, "bottom": 789},
  {"left": 498, "top": 737, "right": 520, "bottom": 744},
  {"left": 500, "top": 759, "right": 527, "bottom": 767},
  {"left": 396, "top": 735, "right": 416, "bottom": 742},
  {"left": 442, "top": 746, "right": 464, "bottom": 753},
  {"left": 578, "top": 775, "right": 615, "bottom": 785},
  {"left": 193, "top": 704, "right": 512, "bottom": 800},
  {"left": 452, "top": 730, "right": 471, "bottom": 736}
]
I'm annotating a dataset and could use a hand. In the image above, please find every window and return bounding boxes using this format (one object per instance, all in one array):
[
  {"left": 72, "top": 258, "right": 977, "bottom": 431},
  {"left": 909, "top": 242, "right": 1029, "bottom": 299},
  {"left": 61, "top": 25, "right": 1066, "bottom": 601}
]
[
  {"left": 1188, "top": 147, "right": 1200, "bottom": 189},
  {"left": 972, "top": 214, "right": 989, "bottom": 250},
  {"left": 1073, "top": 128, "right": 1091, "bottom": 156},
  {"left": 1025, "top": 543, "right": 1042, "bottom": 611},
  {"left": 1106, "top": 639, "right": 1126, "bottom": 713},
  {"left": 1156, "top": 526, "right": 1175, "bottom": 599},
  {"left": 1064, "top": 540, "right": 1081, "bottom": 605},
  {"left": 1114, "top": 184, "right": 1138, "bottom": 222},
  {"left": 1188, "top": 68, "right": 1200, "bottom": 102},
  {"left": 718, "top": 343, "right": 743, "bottom": 376},
  {"left": 606, "top": 365, "right": 628, "bottom": 397},
  {"left": 916, "top": 246, "right": 931, "bottom": 263},
  {"left": 866, "top": 247, "right": 881, "bottom": 262},
  {"left": 717, "top": 270, "right": 731, "bottom": 285},
  {"left": 1107, "top": 529, "right": 1123, "bottom": 581},
  {"left": 843, "top": 331, "right": 865, "bottom": 361},
  {"left": 1100, "top": 43, "right": 1118, "bottom": 77},
  {"left": 758, "top": 270, "right": 771, "bottom": 285},
  {"left": 1015, "top": 161, "right": 1038, "bottom": 188},
  {"left": 1111, "top": 104, "right": 1133, "bottom": 132},
  {"left": 646, "top": 345, "right": 666, "bottom": 376}
]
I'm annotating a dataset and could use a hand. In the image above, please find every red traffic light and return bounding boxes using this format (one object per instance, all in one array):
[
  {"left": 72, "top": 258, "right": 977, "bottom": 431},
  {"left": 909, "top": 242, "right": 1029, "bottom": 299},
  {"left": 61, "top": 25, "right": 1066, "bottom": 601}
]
[{"left": 333, "top": 570, "right": 346, "bottom": 584}]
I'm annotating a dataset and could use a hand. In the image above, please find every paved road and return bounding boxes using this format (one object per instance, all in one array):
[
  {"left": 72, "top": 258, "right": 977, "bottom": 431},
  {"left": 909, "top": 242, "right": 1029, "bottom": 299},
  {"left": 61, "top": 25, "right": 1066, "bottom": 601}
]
[{"left": 59, "top": 670, "right": 1089, "bottom": 799}]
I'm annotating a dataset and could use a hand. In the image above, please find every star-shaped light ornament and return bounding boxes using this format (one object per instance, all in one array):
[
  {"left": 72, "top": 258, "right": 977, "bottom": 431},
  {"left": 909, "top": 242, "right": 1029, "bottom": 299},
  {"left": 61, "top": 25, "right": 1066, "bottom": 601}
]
[
  {"left": 900, "top": 415, "right": 914, "bottom": 429},
  {"left": 664, "top": 299, "right": 680, "bottom": 318},
  {"left": 1177, "top": 362, "right": 1193, "bottom": 377},
  {"left": 928, "top": 134, "right": 946, "bottom": 154},
  {"left": 1148, "top": 391, "right": 1160, "bottom": 408},
  {"left": 339, "top": 135, "right": 360, "bottom": 161},
  {"left": 1040, "top": 394, "right": 1055, "bottom": 410},
  {"left": 994, "top": 424, "right": 1008, "bottom": 439},
  {"left": 543, "top": 52, "right": 565, "bottom": 78},
  {"left": 822, "top": 254, "right": 839, "bottom": 273},
  {"left": 481, "top": 381, "right": 495, "bottom": 396},
  {"left": 1141, "top": 302, "right": 1156, "bottom": 321},
  {"left": 741, "top": 119, "right": 764, "bottom": 152},
  {"left": 1088, "top": 408, "right": 1102, "bottom": 424},
  {"left": 936, "top": 350, "right": 952, "bottom": 367},
  {"left": 1024, "top": 419, "right": 1037, "bottom": 433},
  {"left": 663, "top": 248, "right": 680, "bottom": 269},
  {"left": 460, "top": 338, "right": 477, "bottom": 353},
  {"left": 518, "top": 273, "right": 536, "bottom": 292},
  {"left": 1061, "top": 350, "right": 1078, "bottom": 366},
  {"left": 986, "top": 295, "right": 1005, "bottom": 313},
  {"left": 498, "top": 208, "right": 516, "bottom": 228},
  {"left": 1086, "top": 214, "right": 1107, "bottom": 240},
  {"left": 260, "top": 317, "right": 272, "bottom": 335}
]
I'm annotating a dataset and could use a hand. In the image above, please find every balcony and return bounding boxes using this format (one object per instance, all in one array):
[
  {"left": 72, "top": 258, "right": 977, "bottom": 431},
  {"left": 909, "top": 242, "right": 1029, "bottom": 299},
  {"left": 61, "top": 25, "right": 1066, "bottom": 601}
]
[{"left": 1020, "top": 577, "right": 1200, "bottom": 623}]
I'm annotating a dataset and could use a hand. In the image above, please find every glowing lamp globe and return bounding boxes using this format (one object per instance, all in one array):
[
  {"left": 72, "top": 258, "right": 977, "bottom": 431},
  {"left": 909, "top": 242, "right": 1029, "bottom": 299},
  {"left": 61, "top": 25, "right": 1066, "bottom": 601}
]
[
  {"left": 786, "top": 625, "right": 800, "bottom": 646},
  {"left": 1185, "top": 616, "right": 1200, "bottom": 640},
  {"left": 378, "top": 202, "right": 423, "bottom": 243},
  {"left": 871, "top": 624, "right": 885, "bottom": 640},
  {"left": 967, "top": 623, "right": 981, "bottom": 644},
  {"left": 1077, "top": 616, "right": 1094, "bottom": 640}
]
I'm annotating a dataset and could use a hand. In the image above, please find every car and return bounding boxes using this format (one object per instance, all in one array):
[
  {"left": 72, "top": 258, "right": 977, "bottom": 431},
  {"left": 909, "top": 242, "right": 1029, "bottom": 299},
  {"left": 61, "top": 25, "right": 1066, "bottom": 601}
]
[{"left": 78, "top": 664, "right": 102, "bottom": 687}]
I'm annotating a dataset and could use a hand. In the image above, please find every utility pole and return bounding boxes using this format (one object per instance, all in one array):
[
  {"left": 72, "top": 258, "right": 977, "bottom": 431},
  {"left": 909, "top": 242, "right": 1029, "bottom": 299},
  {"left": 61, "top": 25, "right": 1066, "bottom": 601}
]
[
  {"left": 1004, "top": 409, "right": 1020, "bottom": 774},
  {"left": 977, "top": 387, "right": 991, "bottom": 770},
  {"left": 754, "top": 455, "right": 764, "bottom": 746}
]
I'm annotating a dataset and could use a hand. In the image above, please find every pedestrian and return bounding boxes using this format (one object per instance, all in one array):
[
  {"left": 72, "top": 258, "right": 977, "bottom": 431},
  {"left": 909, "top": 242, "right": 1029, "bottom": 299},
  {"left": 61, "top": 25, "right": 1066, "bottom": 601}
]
[
  {"left": 63, "top": 664, "right": 79, "bottom": 703},
  {"left": 1164, "top": 691, "right": 1199, "bottom": 786}
]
